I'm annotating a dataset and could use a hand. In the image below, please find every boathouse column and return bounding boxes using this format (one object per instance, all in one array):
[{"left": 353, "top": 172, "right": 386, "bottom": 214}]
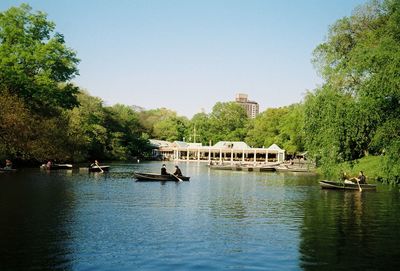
[
  {"left": 254, "top": 150, "right": 257, "bottom": 163},
  {"left": 242, "top": 150, "right": 245, "bottom": 162},
  {"left": 265, "top": 150, "right": 268, "bottom": 163},
  {"left": 208, "top": 148, "right": 211, "bottom": 162},
  {"left": 219, "top": 149, "right": 222, "bottom": 163},
  {"left": 197, "top": 149, "right": 200, "bottom": 161}
]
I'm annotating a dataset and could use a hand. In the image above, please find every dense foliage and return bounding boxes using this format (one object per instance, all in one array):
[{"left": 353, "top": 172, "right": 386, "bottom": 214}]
[
  {"left": 304, "top": 0, "right": 400, "bottom": 183},
  {"left": 1, "top": 2, "right": 399, "bottom": 184},
  {"left": 0, "top": 5, "right": 151, "bottom": 164}
]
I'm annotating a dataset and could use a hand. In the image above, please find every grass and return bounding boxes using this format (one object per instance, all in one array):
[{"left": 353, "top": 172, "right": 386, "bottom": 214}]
[{"left": 338, "top": 155, "right": 384, "bottom": 182}]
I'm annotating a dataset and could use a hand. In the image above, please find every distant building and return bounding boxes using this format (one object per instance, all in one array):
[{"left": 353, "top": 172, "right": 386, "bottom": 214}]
[
  {"left": 235, "top": 93, "right": 259, "bottom": 118},
  {"left": 152, "top": 140, "right": 285, "bottom": 163}
]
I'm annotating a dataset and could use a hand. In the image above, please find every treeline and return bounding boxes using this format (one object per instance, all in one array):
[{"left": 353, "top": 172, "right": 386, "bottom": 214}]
[
  {"left": 304, "top": 0, "right": 400, "bottom": 183},
  {"left": 0, "top": 5, "right": 151, "bottom": 164},
  {"left": 1, "top": 2, "right": 399, "bottom": 183},
  {"left": 0, "top": 4, "right": 307, "bottom": 165}
]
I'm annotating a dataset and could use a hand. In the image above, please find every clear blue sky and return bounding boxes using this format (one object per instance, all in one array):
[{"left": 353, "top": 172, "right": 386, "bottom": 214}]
[{"left": 1, "top": 0, "right": 367, "bottom": 117}]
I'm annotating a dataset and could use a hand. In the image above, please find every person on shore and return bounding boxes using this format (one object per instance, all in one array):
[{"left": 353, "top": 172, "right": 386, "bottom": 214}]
[
  {"left": 357, "top": 171, "right": 367, "bottom": 184},
  {"left": 173, "top": 165, "right": 183, "bottom": 177},
  {"left": 4, "top": 159, "right": 13, "bottom": 169},
  {"left": 161, "top": 164, "right": 168, "bottom": 175}
]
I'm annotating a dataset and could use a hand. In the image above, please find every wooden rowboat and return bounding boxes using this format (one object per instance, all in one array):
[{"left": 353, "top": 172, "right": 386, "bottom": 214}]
[
  {"left": 319, "top": 180, "right": 377, "bottom": 191},
  {"left": 133, "top": 171, "right": 190, "bottom": 181},
  {"left": 40, "top": 164, "right": 73, "bottom": 170}
]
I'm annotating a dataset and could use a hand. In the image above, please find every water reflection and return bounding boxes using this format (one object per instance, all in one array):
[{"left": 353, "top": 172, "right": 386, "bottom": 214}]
[
  {"left": 300, "top": 189, "right": 400, "bottom": 270},
  {"left": 0, "top": 171, "right": 75, "bottom": 270},
  {"left": 1, "top": 163, "right": 400, "bottom": 270}
]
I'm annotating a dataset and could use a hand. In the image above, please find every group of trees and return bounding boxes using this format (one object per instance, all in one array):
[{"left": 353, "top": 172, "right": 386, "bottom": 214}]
[
  {"left": 1, "top": 2, "right": 399, "bottom": 183},
  {"left": 303, "top": 0, "right": 400, "bottom": 183},
  {"left": 0, "top": 5, "right": 151, "bottom": 164}
]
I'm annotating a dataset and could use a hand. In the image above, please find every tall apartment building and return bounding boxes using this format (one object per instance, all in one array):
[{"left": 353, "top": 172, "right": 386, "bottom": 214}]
[{"left": 235, "top": 93, "right": 259, "bottom": 118}]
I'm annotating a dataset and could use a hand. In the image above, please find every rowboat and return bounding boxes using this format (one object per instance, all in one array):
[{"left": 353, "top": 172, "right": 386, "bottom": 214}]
[
  {"left": 40, "top": 164, "right": 73, "bottom": 170},
  {"left": 89, "top": 166, "right": 110, "bottom": 172},
  {"left": 274, "top": 165, "right": 312, "bottom": 172},
  {"left": 319, "top": 180, "right": 377, "bottom": 191},
  {"left": 133, "top": 171, "right": 190, "bottom": 181}
]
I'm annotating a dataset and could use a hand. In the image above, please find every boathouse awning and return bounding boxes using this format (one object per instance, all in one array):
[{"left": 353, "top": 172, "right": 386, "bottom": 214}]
[
  {"left": 149, "top": 139, "right": 174, "bottom": 148},
  {"left": 213, "top": 141, "right": 251, "bottom": 149},
  {"left": 173, "top": 141, "right": 189, "bottom": 148},
  {"left": 266, "top": 144, "right": 283, "bottom": 152}
]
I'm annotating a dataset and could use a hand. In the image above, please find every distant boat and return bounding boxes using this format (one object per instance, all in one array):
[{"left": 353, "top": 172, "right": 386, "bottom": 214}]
[
  {"left": 133, "top": 171, "right": 190, "bottom": 182},
  {"left": 319, "top": 180, "right": 377, "bottom": 191},
  {"left": 274, "top": 165, "right": 312, "bottom": 173},
  {"left": 40, "top": 164, "right": 73, "bottom": 170},
  {"left": 208, "top": 164, "right": 232, "bottom": 170}
]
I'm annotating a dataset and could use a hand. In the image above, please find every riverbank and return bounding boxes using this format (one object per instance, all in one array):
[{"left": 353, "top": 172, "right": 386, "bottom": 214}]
[{"left": 319, "top": 155, "right": 385, "bottom": 182}]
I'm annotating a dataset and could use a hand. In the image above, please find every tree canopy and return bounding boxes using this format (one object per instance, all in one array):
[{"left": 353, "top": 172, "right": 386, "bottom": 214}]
[
  {"left": 306, "top": 0, "right": 400, "bottom": 182},
  {"left": 0, "top": 4, "right": 80, "bottom": 114}
]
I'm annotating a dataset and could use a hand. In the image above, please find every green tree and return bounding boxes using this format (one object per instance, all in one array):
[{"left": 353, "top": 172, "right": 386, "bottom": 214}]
[
  {"left": 208, "top": 102, "right": 248, "bottom": 143},
  {"left": 138, "top": 108, "right": 178, "bottom": 138},
  {"left": 153, "top": 115, "right": 189, "bottom": 142},
  {"left": 245, "top": 105, "right": 305, "bottom": 153},
  {"left": 0, "top": 89, "right": 72, "bottom": 161},
  {"left": 104, "top": 104, "right": 151, "bottom": 160},
  {"left": 308, "top": 0, "right": 400, "bottom": 182},
  {"left": 65, "top": 92, "right": 107, "bottom": 161},
  {"left": 0, "top": 4, "right": 80, "bottom": 114},
  {"left": 188, "top": 112, "right": 211, "bottom": 145}
]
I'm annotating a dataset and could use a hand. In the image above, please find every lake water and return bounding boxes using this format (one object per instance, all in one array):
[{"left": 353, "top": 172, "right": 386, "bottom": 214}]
[{"left": 1, "top": 162, "right": 399, "bottom": 270}]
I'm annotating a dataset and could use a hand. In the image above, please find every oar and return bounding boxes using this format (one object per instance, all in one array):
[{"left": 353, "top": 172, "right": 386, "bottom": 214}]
[
  {"left": 172, "top": 174, "right": 183, "bottom": 182},
  {"left": 95, "top": 162, "right": 104, "bottom": 173},
  {"left": 357, "top": 179, "right": 362, "bottom": 192}
]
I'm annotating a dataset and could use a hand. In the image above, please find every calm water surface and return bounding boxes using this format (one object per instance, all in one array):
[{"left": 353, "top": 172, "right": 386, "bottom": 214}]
[{"left": 0, "top": 162, "right": 399, "bottom": 270}]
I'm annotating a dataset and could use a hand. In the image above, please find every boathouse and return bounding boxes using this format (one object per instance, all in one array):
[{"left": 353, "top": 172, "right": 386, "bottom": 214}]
[{"left": 150, "top": 140, "right": 285, "bottom": 163}]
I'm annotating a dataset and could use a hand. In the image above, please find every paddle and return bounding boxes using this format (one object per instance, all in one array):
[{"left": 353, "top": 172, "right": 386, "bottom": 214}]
[
  {"left": 172, "top": 173, "right": 183, "bottom": 182},
  {"left": 95, "top": 161, "right": 104, "bottom": 173},
  {"left": 356, "top": 179, "right": 362, "bottom": 192}
]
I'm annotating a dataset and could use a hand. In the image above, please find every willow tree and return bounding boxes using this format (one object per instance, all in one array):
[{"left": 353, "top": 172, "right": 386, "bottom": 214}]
[{"left": 306, "top": 0, "right": 400, "bottom": 182}]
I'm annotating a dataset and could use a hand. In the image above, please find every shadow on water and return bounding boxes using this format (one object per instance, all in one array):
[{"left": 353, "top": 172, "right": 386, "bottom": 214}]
[
  {"left": 299, "top": 186, "right": 400, "bottom": 271},
  {"left": 0, "top": 170, "right": 76, "bottom": 270}
]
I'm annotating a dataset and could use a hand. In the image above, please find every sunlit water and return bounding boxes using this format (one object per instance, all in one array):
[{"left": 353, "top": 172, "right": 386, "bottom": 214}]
[{"left": 1, "top": 162, "right": 399, "bottom": 270}]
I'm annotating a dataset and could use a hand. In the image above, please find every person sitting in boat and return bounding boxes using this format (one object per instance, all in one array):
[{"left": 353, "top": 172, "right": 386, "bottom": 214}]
[
  {"left": 4, "top": 159, "right": 13, "bottom": 169},
  {"left": 357, "top": 171, "right": 367, "bottom": 184},
  {"left": 46, "top": 160, "right": 52, "bottom": 169},
  {"left": 173, "top": 165, "right": 183, "bottom": 177},
  {"left": 90, "top": 160, "right": 102, "bottom": 169},
  {"left": 161, "top": 164, "right": 168, "bottom": 175},
  {"left": 342, "top": 172, "right": 354, "bottom": 184}
]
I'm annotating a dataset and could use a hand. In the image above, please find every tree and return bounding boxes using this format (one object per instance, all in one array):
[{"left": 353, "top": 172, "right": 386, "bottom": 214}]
[
  {"left": 208, "top": 102, "right": 249, "bottom": 143},
  {"left": 153, "top": 115, "right": 189, "bottom": 142},
  {"left": 0, "top": 89, "right": 72, "bottom": 161},
  {"left": 138, "top": 108, "right": 178, "bottom": 138},
  {"left": 308, "top": 0, "right": 400, "bottom": 182},
  {"left": 246, "top": 105, "right": 305, "bottom": 153},
  {"left": 104, "top": 104, "right": 151, "bottom": 160},
  {"left": 0, "top": 4, "right": 80, "bottom": 114},
  {"left": 65, "top": 92, "right": 107, "bottom": 161},
  {"left": 188, "top": 112, "right": 211, "bottom": 145}
]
